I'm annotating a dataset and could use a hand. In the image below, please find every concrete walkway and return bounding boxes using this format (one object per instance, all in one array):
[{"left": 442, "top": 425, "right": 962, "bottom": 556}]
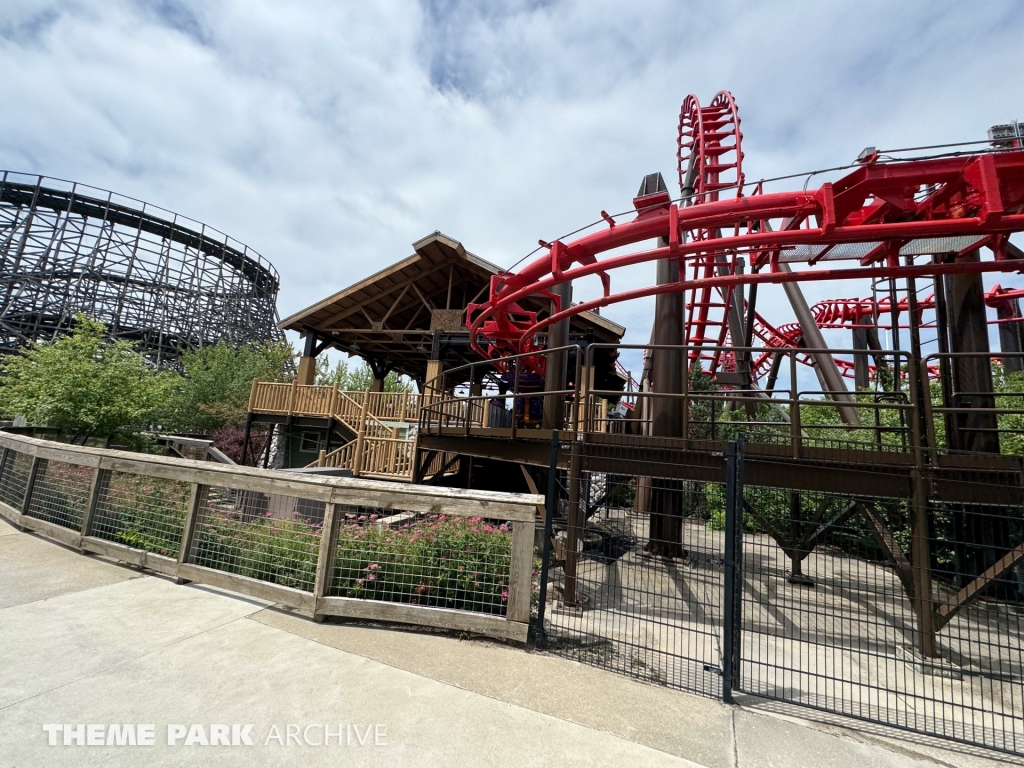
[{"left": 0, "top": 516, "right": 1018, "bottom": 768}]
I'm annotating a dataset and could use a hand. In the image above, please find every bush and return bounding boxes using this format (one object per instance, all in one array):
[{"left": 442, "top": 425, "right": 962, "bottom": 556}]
[
  {"left": 331, "top": 514, "right": 512, "bottom": 614},
  {"left": 185, "top": 505, "right": 513, "bottom": 614}
]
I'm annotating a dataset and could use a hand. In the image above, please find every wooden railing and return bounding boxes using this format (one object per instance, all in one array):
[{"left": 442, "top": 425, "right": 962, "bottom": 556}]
[
  {"left": 248, "top": 381, "right": 420, "bottom": 423},
  {"left": 0, "top": 431, "right": 539, "bottom": 643}
]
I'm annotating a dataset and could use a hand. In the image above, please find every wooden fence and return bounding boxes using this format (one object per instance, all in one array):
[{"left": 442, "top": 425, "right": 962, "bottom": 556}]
[{"left": 0, "top": 431, "right": 539, "bottom": 642}]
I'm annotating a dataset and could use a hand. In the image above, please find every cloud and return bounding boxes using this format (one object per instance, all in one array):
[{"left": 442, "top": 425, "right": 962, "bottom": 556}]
[{"left": 1, "top": 0, "right": 1022, "bottom": 360}]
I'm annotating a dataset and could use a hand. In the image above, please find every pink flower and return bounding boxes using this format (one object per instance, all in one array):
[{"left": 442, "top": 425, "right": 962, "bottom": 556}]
[
  {"left": 369, "top": 514, "right": 378, "bottom": 521},
  {"left": 356, "top": 578, "right": 364, "bottom": 585},
  {"left": 367, "top": 563, "right": 379, "bottom": 570},
  {"left": 458, "top": 566, "right": 464, "bottom": 572},
  {"left": 501, "top": 590, "right": 508, "bottom": 603},
  {"left": 367, "top": 574, "right": 376, "bottom": 581},
  {"left": 358, "top": 515, "right": 367, "bottom": 522}
]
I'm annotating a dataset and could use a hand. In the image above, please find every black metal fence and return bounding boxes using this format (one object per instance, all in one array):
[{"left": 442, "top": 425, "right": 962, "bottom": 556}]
[{"left": 535, "top": 434, "right": 1024, "bottom": 755}]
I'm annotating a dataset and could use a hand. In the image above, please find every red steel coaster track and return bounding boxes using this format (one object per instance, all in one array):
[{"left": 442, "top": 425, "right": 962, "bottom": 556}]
[{"left": 467, "top": 91, "right": 1024, "bottom": 376}]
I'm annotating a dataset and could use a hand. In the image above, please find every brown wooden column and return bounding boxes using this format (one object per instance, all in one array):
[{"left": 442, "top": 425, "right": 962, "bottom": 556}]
[
  {"left": 296, "top": 333, "right": 319, "bottom": 386},
  {"left": 543, "top": 281, "right": 572, "bottom": 430},
  {"left": 996, "top": 297, "right": 1024, "bottom": 374},
  {"left": 943, "top": 249, "right": 1011, "bottom": 599},
  {"left": 944, "top": 250, "right": 999, "bottom": 454},
  {"left": 648, "top": 231, "right": 685, "bottom": 558},
  {"left": 852, "top": 316, "right": 874, "bottom": 391}
]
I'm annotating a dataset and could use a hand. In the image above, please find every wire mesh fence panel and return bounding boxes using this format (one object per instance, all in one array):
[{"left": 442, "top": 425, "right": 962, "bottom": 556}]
[
  {"left": 187, "top": 486, "right": 324, "bottom": 591},
  {"left": 327, "top": 510, "right": 514, "bottom": 616},
  {"left": 539, "top": 442, "right": 728, "bottom": 698},
  {"left": 737, "top": 469, "right": 1024, "bottom": 755},
  {"left": 24, "top": 459, "right": 93, "bottom": 530},
  {"left": 90, "top": 472, "right": 192, "bottom": 557},
  {"left": 0, "top": 450, "right": 31, "bottom": 511}
]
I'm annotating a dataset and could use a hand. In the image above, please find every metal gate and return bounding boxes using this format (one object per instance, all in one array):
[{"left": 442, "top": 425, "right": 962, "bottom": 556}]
[
  {"left": 536, "top": 434, "right": 1024, "bottom": 756},
  {"left": 535, "top": 434, "right": 728, "bottom": 698},
  {"left": 732, "top": 444, "right": 1024, "bottom": 754}
]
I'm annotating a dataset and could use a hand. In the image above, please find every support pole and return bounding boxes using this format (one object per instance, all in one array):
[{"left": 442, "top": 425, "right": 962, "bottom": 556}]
[
  {"left": 777, "top": 263, "right": 860, "bottom": 425},
  {"left": 944, "top": 250, "right": 1010, "bottom": 598},
  {"left": 544, "top": 281, "right": 572, "bottom": 430},
  {"left": 944, "top": 250, "right": 999, "bottom": 454},
  {"left": 562, "top": 440, "right": 583, "bottom": 606},
  {"left": 910, "top": 470, "right": 937, "bottom": 657},
  {"left": 852, "top": 317, "right": 872, "bottom": 391},
  {"left": 996, "top": 297, "right": 1024, "bottom": 374},
  {"left": 648, "top": 230, "right": 686, "bottom": 558},
  {"left": 297, "top": 334, "right": 318, "bottom": 386},
  {"left": 535, "top": 431, "right": 561, "bottom": 649},
  {"left": 722, "top": 435, "right": 745, "bottom": 702}
]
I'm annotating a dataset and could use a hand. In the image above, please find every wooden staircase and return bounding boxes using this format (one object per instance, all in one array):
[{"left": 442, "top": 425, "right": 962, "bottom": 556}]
[{"left": 248, "top": 381, "right": 420, "bottom": 481}]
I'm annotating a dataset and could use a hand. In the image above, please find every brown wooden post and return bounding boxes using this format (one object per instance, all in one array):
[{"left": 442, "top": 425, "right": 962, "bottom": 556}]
[
  {"left": 287, "top": 378, "right": 298, "bottom": 416},
  {"left": 507, "top": 519, "right": 536, "bottom": 624},
  {"left": 297, "top": 333, "right": 319, "bottom": 386},
  {"left": 563, "top": 440, "right": 584, "bottom": 606},
  {"left": 329, "top": 383, "right": 339, "bottom": 419},
  {"left": 248, "top": 379, "right": 260, "bottom": 412},
  {"left": 576, "top": 359, "right": 594, "bottom": 432},
  {"left": 312, "top": 502, "right": 340, "bottom": 622},
  {"left": 317, "top": 449, "right": 326, "bottom": 468},
  {"left": 21, "top": 456, "right": 42, "bottom": 516},
  {"left": 647, "top": 222, "right": 687, "bottom": 558},
  {"left": 910, "top": 470, "right": 937, "bottom": 657},
  {"left": 544, "top": 281, "right": 572, "bottom": 430},
  {"left": 79, "top": 467, "right": 107, "bottom": 544},
  {"left": 176, "top": 483, "right": 207, "bottom": 584},
  {"left": 352, "top": 391, "right": 370, "bottom": 477}
]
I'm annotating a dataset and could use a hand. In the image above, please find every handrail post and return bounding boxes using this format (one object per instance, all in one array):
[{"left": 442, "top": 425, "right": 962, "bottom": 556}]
[
  {"left": 312, "top": 502, "right": 340, "bottom": 622},
  {"left": 683, "top": 348, "right": 691, "bottom": 442},
  {"left": 722, "top": 435, "right": 746, "bottom": 703},
  {"left": 248, "top": 379, "right": 259, "bottom": 412},
  {"left": 352, "top": 390, "right": 370, "bottom": 477},
  {"left": 507, "top": 516, "right": 536, "bottom": 626},
  {"left": 535, "top": 431, "right": 560, "bottom": 649},
  {"left": 287, "top": 378, "right": 298, "bottom": 416},
  {"left": 21, "top": 456, "right": 42, "bottom": 516},
  {"left": 79, "top": 467, "right": 107, "bottom": 547},
  {"left": 176, "top": 483, "right": 207, "bottom": 584},
  {"left": 790, "top": 351, "right": 801, "bottom": 458}
]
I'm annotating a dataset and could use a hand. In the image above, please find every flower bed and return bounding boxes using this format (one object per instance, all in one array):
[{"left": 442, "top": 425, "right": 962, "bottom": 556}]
[{"left": 329, "top": 514, "right": 513, "bottom": 616}]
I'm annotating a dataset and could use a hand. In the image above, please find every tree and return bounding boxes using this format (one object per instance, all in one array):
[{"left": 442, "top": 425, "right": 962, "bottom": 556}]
[
  {"left": 316, "top": 357, "right": 412, "bottom": 392},
  {"left": 164, "top": 340, "right": 294, "bottom": 433},
  {"left": 0, "top": 314, "right": 176, "bottom": 445}
]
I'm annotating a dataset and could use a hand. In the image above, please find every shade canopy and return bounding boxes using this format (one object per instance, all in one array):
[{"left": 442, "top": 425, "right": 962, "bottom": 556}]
[{"left": 279, "top": 231, "right": 626, "bottom": 386}]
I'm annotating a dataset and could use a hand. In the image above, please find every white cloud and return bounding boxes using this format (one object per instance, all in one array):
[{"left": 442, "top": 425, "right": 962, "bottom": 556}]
[{"left": 2, "top": 0, "right": 1022, "bottom": 356}]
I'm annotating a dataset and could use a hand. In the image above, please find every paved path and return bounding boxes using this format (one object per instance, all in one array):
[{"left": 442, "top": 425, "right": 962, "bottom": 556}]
[{"left": 0, "top": 516, "right": 1017, "bottom": 767}]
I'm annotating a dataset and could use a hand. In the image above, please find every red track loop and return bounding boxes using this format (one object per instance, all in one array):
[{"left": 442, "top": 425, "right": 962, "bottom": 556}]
[{"left": 468, "top": 93, "right": 1024, "bottom": 378}]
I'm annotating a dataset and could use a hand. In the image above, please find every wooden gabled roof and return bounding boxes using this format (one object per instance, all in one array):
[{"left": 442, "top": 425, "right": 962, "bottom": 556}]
[{"left": 279, "top": 232, "right": 625, "bottom": 381}]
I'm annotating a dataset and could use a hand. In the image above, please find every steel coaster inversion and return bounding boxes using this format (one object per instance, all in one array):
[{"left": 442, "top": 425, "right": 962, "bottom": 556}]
[{"left": 467, "top": 91, "right": 1024, "bottom": 379}]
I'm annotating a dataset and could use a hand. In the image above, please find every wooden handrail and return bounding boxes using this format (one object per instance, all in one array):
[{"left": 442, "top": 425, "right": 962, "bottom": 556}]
[{"left": 0, "top": 430, "right": 538, "bottom": 644}]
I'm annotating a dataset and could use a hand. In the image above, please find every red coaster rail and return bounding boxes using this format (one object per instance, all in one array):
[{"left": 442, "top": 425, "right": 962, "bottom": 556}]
[{"left": 467, "top": 91, "right": 1024, "bottom": 378}]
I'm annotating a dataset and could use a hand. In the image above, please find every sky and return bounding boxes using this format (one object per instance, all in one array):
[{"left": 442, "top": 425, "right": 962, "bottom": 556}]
[{"left": 2, "top": 0, "right": 1023, "bottom": 378}]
